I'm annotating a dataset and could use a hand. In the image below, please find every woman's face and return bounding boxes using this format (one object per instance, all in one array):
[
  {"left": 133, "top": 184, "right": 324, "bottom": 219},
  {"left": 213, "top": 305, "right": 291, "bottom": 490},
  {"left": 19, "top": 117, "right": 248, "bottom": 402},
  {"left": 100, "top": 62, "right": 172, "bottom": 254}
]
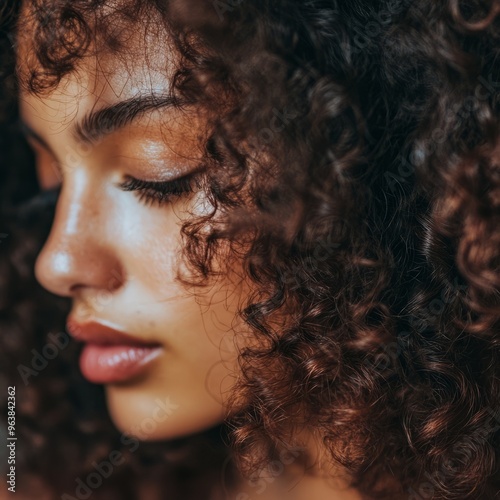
[{"left": 17, "top": 13, "right": 247, "bottom": 440}]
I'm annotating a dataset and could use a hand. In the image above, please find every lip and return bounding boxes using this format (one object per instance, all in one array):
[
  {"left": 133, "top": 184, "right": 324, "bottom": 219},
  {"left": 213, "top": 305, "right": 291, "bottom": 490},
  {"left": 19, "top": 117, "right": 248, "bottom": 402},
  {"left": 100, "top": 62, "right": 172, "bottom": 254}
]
[
  {"left": 67, "top": 318, "right": 163, "bottom": 384},
  {"left": 66, "top": 319, "right": 158, "bottom": 346}
]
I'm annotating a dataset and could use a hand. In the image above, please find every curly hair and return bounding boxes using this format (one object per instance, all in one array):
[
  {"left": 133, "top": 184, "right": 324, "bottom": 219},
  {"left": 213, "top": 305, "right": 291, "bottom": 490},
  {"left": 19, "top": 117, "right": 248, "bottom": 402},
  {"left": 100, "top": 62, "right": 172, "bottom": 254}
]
[{"left": 2, "top": 0, "right": 500, "bottom": 499}]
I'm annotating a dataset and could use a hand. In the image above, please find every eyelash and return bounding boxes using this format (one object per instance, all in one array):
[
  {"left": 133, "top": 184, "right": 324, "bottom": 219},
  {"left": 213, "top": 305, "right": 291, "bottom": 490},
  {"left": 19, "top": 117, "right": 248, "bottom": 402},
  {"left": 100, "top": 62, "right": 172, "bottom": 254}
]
[{"left": 118, "top": 173, "right": 198, "bottom": 207}]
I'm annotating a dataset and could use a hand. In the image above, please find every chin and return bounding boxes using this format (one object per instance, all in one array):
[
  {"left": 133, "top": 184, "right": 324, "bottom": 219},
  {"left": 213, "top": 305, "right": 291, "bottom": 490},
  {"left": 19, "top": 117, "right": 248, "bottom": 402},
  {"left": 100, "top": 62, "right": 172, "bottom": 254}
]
[{"left": 105, "top": 384, "right": 226, "bottom": 441}]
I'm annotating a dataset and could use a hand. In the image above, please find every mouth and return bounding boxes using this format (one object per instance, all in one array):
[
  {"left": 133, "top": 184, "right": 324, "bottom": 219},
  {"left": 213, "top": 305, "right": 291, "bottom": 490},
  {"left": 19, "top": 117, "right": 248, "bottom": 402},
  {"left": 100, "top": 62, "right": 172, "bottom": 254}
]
[{"left": 67, "top": 318, "right": 163, "bottom": 384}]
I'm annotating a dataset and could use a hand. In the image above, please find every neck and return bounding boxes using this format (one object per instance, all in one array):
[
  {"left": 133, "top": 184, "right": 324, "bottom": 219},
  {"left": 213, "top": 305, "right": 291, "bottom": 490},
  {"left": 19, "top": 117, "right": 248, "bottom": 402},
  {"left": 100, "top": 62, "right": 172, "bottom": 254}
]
[{"left": 233, "top": 428, "right": 363, "bottom": 500}]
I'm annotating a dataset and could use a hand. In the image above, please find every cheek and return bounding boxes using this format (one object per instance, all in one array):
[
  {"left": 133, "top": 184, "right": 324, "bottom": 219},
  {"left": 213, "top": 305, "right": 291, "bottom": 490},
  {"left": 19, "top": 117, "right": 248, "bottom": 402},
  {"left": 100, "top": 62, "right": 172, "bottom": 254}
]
[
  {"left": 102, "top": 195, "right": 245, "bottom": 439},
  {"left": 104, "top": 288, "right": 241, "bottom": 441},
  {"left": 123, "top": 192, "right": 216, "bottom": 293},
  {"left": 140, "top": 231, "right": 181, "bottom": 289},
  {"left": 113, "top": 198, "right": 183, "bottom": 282}
]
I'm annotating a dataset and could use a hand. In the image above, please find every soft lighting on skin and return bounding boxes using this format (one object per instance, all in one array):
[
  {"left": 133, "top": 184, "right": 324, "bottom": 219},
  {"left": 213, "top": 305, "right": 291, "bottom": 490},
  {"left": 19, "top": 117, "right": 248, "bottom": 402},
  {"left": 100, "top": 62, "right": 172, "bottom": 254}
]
[
  {"left": 17, "top": 10, "right": 247, "bottom": 441},
  {"left": 15, "top": 4, "right": 363, "bottom": 498},
  {"left": 50, "top": 253, "right": 72, "bottom": 277},
  {"left": 64, "top": 169, "right": 88, "bottom": 235}
]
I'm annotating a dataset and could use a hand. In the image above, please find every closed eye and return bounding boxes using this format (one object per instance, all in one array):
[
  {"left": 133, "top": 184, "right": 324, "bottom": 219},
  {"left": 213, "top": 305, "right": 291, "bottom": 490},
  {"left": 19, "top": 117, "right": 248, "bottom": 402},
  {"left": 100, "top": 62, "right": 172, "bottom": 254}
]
[{"left": 118, "top": 171, "right": 201, "bottom": 207}]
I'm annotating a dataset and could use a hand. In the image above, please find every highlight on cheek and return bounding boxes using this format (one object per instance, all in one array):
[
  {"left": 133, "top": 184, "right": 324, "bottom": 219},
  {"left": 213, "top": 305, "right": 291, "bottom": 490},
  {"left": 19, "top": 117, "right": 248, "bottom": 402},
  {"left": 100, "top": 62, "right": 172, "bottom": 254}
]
[{"left": 2, "top": 1, "right": 500, "bottom": 500}]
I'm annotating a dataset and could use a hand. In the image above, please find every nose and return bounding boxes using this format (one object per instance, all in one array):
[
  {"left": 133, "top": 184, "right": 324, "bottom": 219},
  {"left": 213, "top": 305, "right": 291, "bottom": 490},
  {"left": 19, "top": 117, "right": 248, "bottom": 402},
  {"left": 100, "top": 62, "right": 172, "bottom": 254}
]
[{"left": 34, "top": 177, "right": 124, "bottom": 298}]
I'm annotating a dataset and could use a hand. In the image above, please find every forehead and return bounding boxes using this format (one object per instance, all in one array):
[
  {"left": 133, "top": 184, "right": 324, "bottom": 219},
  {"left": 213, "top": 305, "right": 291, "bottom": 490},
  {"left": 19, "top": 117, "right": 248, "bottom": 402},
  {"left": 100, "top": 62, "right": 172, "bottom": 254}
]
[{"left": 16, "top": 1, "right": 176, "bottom": 120}]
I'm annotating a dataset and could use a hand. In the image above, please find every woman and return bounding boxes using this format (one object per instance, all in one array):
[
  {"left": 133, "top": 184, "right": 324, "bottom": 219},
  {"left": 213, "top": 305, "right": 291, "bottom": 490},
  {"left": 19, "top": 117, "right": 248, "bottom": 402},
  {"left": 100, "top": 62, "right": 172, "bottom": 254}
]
[{"left": 1, "top": 0, "right": 500, "bottom": 498}]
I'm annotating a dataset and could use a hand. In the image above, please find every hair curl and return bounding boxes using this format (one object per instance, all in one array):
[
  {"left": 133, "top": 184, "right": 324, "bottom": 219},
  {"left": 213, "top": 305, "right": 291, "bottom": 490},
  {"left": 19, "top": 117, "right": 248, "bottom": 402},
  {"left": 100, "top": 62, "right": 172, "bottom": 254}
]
[{"left": 2, "top": 0, "right": 500, "bottom": 499}]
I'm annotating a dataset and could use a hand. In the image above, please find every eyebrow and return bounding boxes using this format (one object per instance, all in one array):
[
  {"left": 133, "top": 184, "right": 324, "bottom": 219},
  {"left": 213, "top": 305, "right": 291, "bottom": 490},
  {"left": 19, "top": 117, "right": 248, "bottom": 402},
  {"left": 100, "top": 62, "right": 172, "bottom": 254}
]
[
  {"left": 20, "top": 93, "right": 183, "bottom": 150},
  {"left": 74, "top": 94, "right": 182, "bottom": 144}
]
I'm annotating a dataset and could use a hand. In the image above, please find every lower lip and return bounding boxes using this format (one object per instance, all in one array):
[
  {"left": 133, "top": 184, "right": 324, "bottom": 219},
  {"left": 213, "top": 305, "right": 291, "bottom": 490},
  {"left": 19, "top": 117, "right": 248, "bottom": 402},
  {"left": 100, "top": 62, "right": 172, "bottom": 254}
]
[{"left": 79, "top": 344, "right": 162, "bottom": 384}]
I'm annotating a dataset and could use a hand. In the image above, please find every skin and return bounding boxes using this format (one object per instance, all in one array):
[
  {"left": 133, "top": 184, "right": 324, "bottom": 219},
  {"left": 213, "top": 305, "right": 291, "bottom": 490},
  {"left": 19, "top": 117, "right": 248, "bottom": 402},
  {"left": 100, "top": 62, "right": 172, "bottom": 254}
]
[
  {"left": 17, "top": 16, "right": 248, "bottom": 442},
  {"left": 16, "top": 5, "right": 363, "bottom": 498}
]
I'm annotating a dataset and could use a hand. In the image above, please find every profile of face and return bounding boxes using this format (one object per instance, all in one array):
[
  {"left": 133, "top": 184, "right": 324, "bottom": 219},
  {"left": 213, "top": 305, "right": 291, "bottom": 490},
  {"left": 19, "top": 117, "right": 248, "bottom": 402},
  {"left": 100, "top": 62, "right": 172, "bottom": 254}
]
[{"left": 16, "top": 7, "right": 248, "bottom": 441}]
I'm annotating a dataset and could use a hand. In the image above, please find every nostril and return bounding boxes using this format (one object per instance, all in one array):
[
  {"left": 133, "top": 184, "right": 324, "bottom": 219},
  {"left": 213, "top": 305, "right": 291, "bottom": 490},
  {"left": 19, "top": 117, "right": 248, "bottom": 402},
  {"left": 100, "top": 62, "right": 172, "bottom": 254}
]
[
  {"left": 106, "top": 267, "right": 125, "bottom": 292},
  {"left": 66, "top": 264, "right": 124, "bottom": 298},
  {"left": 68, "top": 283, "right": 87, "bottom": 294}
]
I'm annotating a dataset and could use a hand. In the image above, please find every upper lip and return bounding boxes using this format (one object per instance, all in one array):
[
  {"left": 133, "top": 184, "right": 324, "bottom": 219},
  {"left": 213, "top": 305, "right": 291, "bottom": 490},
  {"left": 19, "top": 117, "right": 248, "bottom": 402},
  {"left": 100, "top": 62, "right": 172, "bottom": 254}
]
[{"left": 66, "top": 318, "right": 160, "bottom": 347}]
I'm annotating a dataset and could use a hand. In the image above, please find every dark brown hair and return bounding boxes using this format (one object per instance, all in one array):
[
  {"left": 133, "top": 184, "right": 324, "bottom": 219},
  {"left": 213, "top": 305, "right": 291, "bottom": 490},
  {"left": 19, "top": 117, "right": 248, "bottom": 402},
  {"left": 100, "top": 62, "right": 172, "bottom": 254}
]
[{"left": 1, "top": 0, "right": 500, "bottom": 498}]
